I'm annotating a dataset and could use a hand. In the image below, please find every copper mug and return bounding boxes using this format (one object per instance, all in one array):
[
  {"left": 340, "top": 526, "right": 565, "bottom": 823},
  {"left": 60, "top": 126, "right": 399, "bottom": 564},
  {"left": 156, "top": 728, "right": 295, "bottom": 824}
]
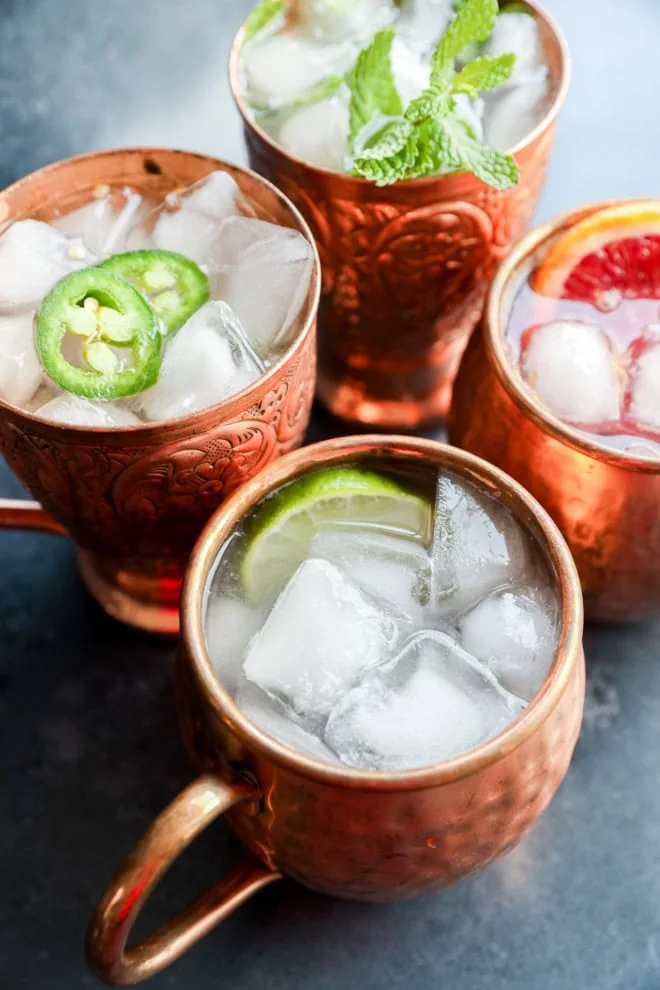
[
  {"left": 449, "top": 200, "right": 660, "bottom": 622},
  {"left": 0, "top": 148, "right": 320, "bottom": 634},
  {"left": 229, "top": 1, "right": 570, "bottom": 429},
  {"left": 87, "top": 435, "right": 585, "bottom": 985}
]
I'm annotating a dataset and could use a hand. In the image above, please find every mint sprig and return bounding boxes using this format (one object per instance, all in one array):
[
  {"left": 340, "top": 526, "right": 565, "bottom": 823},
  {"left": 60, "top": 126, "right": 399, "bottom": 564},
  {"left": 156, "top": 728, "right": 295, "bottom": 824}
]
[
  {"left": 348, "top": 0, "right": 519, "bottom": 190},
  {"left": 348, "top": 28, "right": 403, "bottom": 146},
  {"left": 243, "top": 0, "right": 284, "bottom": 45}
]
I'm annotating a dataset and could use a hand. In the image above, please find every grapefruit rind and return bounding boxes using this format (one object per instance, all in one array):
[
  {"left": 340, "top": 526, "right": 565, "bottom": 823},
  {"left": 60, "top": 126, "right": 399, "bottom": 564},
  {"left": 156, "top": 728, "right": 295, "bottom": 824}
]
[{"left": 531, "top": 201, "right": 660, "bottom": 298}]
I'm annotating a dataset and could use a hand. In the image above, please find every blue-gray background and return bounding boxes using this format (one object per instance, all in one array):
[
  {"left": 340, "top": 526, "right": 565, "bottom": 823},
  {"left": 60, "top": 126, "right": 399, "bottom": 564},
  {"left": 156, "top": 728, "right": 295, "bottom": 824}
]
[{"left": 1, "top": 2, "right": 659, "bottom": 988}]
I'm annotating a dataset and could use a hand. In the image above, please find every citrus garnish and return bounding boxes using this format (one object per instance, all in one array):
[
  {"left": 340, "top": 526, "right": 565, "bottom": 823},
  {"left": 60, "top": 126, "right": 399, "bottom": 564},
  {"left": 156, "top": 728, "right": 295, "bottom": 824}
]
[
  {"left": 240, "top": 466, "right": 430, "bottom": 603},
  {"left": 531, "top": 201, "right": 660, "bottom": 311}
]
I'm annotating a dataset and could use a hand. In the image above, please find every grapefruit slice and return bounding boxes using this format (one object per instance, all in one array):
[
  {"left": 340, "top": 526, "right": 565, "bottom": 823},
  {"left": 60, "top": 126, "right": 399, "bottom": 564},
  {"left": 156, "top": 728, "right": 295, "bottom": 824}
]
[{"left": 531, "top": 201, "right": 660, "bottom": 310}]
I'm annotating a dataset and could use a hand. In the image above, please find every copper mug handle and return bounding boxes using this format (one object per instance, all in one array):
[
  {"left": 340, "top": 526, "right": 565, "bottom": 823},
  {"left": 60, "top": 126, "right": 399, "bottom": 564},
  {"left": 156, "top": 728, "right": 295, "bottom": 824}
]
[
  {"left": 86, "top": 774, "right": 281, "bottom": 986},
  {"left": 0, "top": 497, "right": 66, "bottom": 535}
]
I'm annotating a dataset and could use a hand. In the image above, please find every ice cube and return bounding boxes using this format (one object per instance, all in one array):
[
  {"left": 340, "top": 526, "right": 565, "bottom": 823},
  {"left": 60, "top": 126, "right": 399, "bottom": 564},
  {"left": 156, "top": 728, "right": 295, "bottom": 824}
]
[
  {"left": 205, "top": 595, "right": 265, "bottom": 695},
  {"left": 484, "top": 10, "right": 547, "bottom": 85},
  {"left": 481, "top": 9, "right": 548, "bottom": 149},
  {"left": 325, "top": 630, "right": 524, "bottom": 770},
  {"left": 520, "top": 320, "right": 622, "bottom": 425},
  {"left": 36, "top": 394, "right": 141, "bottom": 427},
  {"left": 625, "top": 333, "right": 660, "bottom": 435},
  {"left": 458, "top": 587, "right": 559, "bottom": 702},
  {"left": 165, "top": 171, "right": 246, "bottom": 218},
  {"left": 235, "top": 680, "right": 340, "bottom": 765},
  {"left": 309, "top": 526, "right": 430, "bottom": 624},
  {"left": 0, "top": 220, "right": 95, "bottom": 311},
  {"left": 243, "top": 558, "right": 398, "bottom": 722},
  {"left": 278, "top": 93, "right": 350, "bottom": 172},
  {"left": 243, "top": 30, "right": 355, "bottom": 108},
  {"left": 133, "top": 301, "right": 264, "bottom": 422},
  {"left": 483, "top": 74, "right": 548, "bottom": 150},
  {"left": 151, "top": 171, "right": 246, "bottom": 264},
  {"left": 0, "top": 311, "right": 42, "bottom": 407},
  {"left": 53, "top": 191, "right": 143, "bottom": 257},
  {"left": 390, "top": 34, "right": 430, "bottom": 106},
  {"left": 297, "top": 0, "right": 395, "bottom": 43},
  {"left": 430, "top": 473, "right": 532, "bottom": 617},
  {"left": 210, "top": 217, "right": 314, "bottom": 358},
  {"left": 396, "top": 0, "right": 455, "bottom": 57}
]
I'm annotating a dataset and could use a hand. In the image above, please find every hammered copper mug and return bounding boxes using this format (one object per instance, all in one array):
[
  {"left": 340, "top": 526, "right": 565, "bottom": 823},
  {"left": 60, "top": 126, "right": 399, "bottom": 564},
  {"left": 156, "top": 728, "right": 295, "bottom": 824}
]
[
  {"left": 229, "top": 1, "right": 569, "bottom": 429},
  {"left": 449, "top": 201, "right": 660, "bottom": 622},
  {"left": 87, "top": 435, "right": 585, "bottom": 985},
  {"left": 0, "top": 148, "right": 320, "bottom": 634}
]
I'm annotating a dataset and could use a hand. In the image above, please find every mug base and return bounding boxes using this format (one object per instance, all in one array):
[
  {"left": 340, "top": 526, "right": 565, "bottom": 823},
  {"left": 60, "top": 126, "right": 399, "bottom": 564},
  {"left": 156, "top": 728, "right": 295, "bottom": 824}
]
[
  {"left": 316, "top": 372, "right": 452, "bottom": 430},
  {"left": 76, "top": 549, "right": 182, "bottom": 635}
]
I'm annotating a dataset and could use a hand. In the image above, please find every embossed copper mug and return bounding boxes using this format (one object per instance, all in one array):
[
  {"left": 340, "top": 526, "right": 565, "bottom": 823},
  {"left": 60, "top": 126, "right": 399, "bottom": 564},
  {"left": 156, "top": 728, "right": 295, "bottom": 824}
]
[
  {"left": 87, "top": 435, "right": 585, "bottom": 985},
  {"left": 0, "top": 148, "right": 320, "bottom": 634},
  {"left": 229, "top": 2, "right": 569, "bottom": 429},
  {"left": 449, "top": 201, "right": 660, "bottom": 622}
]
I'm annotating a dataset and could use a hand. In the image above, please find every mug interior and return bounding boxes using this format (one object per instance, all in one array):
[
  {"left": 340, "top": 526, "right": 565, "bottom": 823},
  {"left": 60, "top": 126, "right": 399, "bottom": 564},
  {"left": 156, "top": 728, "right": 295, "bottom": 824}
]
[
  {"left": 0, "top": 147, "right": 320, "bottom": 436},
  {"left": 485, "top": 199, "right": 660, "bottom": 473},
  {"left": 182, "top": 435, "right": 583, "bottom": 790}
]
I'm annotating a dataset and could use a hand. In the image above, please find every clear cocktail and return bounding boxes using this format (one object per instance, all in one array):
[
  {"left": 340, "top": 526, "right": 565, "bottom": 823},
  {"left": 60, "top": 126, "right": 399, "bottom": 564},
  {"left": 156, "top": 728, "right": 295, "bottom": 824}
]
[
  {"left": 205, "top": 454, "right": 560, "bottom": 770},
  {"left": 0, "top": 171, "right": 313, "bottom": 426}
]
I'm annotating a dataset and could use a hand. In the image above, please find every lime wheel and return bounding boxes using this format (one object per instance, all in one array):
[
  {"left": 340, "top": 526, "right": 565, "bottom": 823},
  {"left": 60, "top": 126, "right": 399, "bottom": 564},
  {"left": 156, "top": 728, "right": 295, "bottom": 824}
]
[{"left": 240, "top": 467, "right": 430, "bottom": 603}]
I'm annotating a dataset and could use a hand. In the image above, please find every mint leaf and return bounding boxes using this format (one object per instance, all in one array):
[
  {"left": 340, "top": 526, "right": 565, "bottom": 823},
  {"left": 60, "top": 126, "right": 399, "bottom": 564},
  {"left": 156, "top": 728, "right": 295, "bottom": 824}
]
[
  {"left": 352, "top": 118, "right": 456, "bottom": 185},
  {"left": 352, "top": 115, "right": 518, "bottom": 190},
  {"left": 452, "top": 53, "right": 516, "bottom": 98},
  {"left": 348, "top": 29, "right": 403, "bottom": 149},
  {"left": 453, "top": 53, "right": 516, "bottom": 98},
  {"left": 439, "top": 117, "right": 519, "bottom": 189},
  {"left": 243, "top": 0, "right": 284, "bottom": 44},
  {"left": 351, "top": 130, "right": 419, "bottom": 186},
  {"left": 431, "top": 0, "right": 499, "bottom": 81},
  {"left": 356, "top": 119, "right": 413, "bottom": 160},
  {"left": 292, "top": 75, "right": 344, "bottom": 109},
  {"left": 405, "top": 82, "right": 452, "bottom": 123}
]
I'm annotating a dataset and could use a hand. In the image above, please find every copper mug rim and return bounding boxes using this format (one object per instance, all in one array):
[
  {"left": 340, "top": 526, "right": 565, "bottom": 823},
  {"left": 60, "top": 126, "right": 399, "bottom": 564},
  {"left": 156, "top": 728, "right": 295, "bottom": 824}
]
[
  {"left": 182, "top": 433, "right": 583, "bottom": 793},
  {"left": 483, "top": 197, "right": 660, "bottom": 475},
  {"left": 227, "top": 0, "right": 571, "bottom": 193},
  {"left": 0, "top": 146, "right": 321, "bottom": 446}
]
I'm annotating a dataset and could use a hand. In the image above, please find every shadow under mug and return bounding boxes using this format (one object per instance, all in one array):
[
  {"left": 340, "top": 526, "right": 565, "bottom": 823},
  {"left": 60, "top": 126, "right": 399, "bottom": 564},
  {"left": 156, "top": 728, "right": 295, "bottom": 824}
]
[
  {"left": 449, "top": 200, "right": 660, "bottom": 622},
  {"left": 229, "top": 0, "right": 570, "bottom": 429},
  {"left": 0, "top": 148, "right": 320, "bottom": 634},
  {"left": 87, "top": 435, "right": 585, "bottom": 985}
]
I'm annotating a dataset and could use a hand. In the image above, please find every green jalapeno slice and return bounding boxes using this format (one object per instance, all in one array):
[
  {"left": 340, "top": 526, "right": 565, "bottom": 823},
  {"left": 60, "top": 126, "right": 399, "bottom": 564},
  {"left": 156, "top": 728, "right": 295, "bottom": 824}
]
[
  {"left": 36, "top": 268, "right": 162, "bottom": 400},
  {"left": 99, "top": 249, "right": 210, "bottom": 334}
]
